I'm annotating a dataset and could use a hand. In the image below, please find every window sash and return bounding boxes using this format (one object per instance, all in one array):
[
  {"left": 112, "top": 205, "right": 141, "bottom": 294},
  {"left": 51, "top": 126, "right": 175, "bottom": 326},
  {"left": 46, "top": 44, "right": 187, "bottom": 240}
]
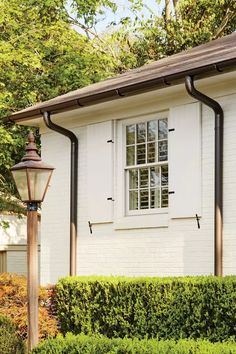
[
  {"left": 126, "top": 119, "right": 168, "bottom": 166},
  {"left": 125, "top": 118, "right": 168, "bottom": 214},
  {"left": 126, "top": 165, "right": 168, "bottom": 212}
]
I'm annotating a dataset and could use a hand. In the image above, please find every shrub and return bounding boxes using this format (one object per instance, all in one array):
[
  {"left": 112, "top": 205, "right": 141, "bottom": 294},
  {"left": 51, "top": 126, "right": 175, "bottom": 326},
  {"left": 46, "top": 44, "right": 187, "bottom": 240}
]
[
  {"left": 0, "top": 273, "right": 59, "bottom": 339},
  {"left": 32, "top": 333, "right": 236, "bottom": 353},
  {"left": 55, "top": 276, "right": 236, "bottom": 342},
  {"left": 0, "top": 315, "right": 25, "bottom": 353}
]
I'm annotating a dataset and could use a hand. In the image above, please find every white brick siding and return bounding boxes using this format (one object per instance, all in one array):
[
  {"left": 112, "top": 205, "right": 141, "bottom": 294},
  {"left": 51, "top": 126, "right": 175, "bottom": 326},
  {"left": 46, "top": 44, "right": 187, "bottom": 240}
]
[
  {"left": 40, "top": 72, "right": 236, "bottom": 284},
  {"left": 0, "top": 215, "right": 40, "bottom": 276}
]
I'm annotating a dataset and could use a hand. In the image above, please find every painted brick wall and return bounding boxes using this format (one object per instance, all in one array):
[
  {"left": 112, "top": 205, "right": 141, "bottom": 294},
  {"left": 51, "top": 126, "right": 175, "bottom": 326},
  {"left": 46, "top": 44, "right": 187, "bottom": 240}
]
[
  {"left": 0, "top": 215, "right": 27, "bottom": 275},
  {"left": 40, "top": 77, "right": 236, "bottom": 284},
  {"left": 7, "top": 251, "right": 27, "bottom": 275},
  {"left": 0, "top": 215, "right": 27, "bottom": 245}
]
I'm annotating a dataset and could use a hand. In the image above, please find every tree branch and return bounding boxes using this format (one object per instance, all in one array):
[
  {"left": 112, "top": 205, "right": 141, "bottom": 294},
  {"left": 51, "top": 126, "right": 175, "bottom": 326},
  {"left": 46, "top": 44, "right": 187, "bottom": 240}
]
[
  {"left": 172, "top": 0, "right": 179, "bottom": 9},
  {"left": 165, "top": 0, "right": 171, "bottom": 22},
  {"left": 213, "top": 9, "right": 236, "bottom": 39}
]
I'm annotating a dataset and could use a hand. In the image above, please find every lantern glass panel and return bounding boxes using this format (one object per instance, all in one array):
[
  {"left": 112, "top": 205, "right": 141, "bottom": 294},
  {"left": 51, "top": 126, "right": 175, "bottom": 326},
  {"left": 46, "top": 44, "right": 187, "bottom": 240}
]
[
  {"left": 27, "top": 169, "right": 52, "bottom": 202},
  {"left": 11, "top": 170, "right": 29, "bottom": 201}
]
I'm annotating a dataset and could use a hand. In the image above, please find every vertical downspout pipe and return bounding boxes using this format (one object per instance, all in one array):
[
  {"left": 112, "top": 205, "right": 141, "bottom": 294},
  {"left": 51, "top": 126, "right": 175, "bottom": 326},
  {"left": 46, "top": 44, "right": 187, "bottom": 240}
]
[
  {"left": 43, "top": 111, "right": 78, "bottom": 276},
  {"left": 185, "top": 75, "right": 223, "bottom": 276}
]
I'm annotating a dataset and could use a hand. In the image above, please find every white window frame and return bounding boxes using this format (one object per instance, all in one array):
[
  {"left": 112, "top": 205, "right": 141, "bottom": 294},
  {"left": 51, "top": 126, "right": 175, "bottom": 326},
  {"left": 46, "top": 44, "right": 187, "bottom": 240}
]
[
  {"left": 114, "top": 112, "right": 169, "bottom": 230},
  {"left": 124, "top": 118, "right": 168, "bottom": 215}
]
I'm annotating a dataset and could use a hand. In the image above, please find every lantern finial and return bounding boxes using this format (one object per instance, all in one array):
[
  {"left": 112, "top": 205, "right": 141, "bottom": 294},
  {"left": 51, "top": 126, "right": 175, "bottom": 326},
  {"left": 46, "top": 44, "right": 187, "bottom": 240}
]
[{"left": 21, "top": 131, "right": 41, "bottom": 162}]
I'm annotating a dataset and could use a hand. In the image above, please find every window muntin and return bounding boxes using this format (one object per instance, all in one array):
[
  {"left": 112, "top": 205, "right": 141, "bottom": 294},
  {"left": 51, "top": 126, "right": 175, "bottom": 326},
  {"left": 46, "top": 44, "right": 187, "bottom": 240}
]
[{"left": 125, "top": 118, "right": 168, "bottom": 212}]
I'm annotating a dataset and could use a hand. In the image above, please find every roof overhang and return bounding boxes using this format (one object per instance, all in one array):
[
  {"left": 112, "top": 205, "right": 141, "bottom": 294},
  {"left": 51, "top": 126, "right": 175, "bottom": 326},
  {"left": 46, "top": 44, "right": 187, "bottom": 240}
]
[{"left": 9, "top": 33, "right": 236, "bottom": 123}]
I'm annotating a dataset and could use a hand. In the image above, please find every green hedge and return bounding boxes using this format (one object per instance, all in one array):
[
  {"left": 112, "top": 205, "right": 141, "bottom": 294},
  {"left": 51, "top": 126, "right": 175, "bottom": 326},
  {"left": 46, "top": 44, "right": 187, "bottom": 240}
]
[
  {"left": 0, "top": 315, "right": 25, "bottom": 353},
  {"left": 32, "top": 333, "right": 236, "bottom": 353},
  {"left": 55, "top": 276, "right": 236, "bottom": 341}
]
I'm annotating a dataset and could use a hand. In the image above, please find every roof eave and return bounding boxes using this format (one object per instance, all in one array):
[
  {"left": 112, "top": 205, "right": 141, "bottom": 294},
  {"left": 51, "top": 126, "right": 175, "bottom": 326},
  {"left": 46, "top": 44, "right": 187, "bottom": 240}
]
[{"left": 10, "top": 58, "right": 236, "bottom": 123}]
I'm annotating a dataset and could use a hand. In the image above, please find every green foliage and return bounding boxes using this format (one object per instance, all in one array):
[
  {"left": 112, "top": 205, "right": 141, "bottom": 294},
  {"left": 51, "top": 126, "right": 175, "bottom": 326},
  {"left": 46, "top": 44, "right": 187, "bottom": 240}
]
[
  {"left": 70, "top": 0, "right": 117, "bottom": 29},
  {"left": 0, "top": 273, "right": 59, "bottom": 340},
  {"left": 110, "top": 0, "right": 236, "bottom": 67},
  {"left": 0, "top": 0, "right": 116, "bottom": 211},
  {"left": 32, "top": 333, "right": 236, "bottom": 354},
  {"left": 0, "top": 315, "right": 25, "bottom": 354},
  {"left": 1, "top": 0, "right": 236, "bottom": 213},
  {"left": 55, "top": 276, "right": 236, "bottom": 342}
]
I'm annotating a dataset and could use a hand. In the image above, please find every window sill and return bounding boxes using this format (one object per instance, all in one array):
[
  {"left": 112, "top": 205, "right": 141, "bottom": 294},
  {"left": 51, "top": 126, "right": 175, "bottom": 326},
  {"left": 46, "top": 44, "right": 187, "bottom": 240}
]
[{"left": 114, "top": 212, "right": 168, "bottom": 230}]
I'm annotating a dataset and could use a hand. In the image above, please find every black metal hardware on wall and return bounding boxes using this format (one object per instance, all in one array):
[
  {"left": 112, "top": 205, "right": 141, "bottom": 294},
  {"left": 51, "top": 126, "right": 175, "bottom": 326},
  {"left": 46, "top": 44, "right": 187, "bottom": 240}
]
[
  {"left": 43, "top": 111, "right": 78, "bottom": 277},
  {"left": 185, "top": 75, "right": 224, "bottom": 276},
  {"left": 88, "top": 221, "right": 93, "bottom": 235},
  {"left": 195, "top": 214, "right": 200, "bottom": 229},
  {"left": 107, "top": 197, "right": 115, "bottom": 201},
  {"left": 107, "top": 139, "right": 114, "bottom": 143},
  {"left": 168, "top": 128, "right": 175, "bottom": 132},
  {"left": 168, "top": 191, "right": 175, "bottom": 195}
]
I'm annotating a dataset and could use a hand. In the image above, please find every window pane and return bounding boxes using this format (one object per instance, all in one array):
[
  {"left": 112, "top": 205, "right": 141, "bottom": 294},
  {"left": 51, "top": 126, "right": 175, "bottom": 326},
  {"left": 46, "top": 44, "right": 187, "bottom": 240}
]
[
  {"left": 158, "top": 119, "right": 168, "bottom": 140},
  {"left": 129, "top": 191, "right": 138, "bottom": 210},
  {"left": 161, "top": 188, "right": 168, "bottom": 208},
  {"left": 127, "top": 146, "right": 135, "bottom": 166},
  {"left": 147, "top": 120, "right": 157, "bottom": 141},
  {"left": 150, "top": 188, "right": 160, "bottom": 208},
  {"left": 140, "top": 168, "right": 149, "bottom": 188},
  {"left": 129, "top": 169, "right": 138, "bottom": 189},
  {"left": 150, "top": 167, "right": 160, "bottom": 187},
  {"left": 126, "top": 125, "right": 135, "bottom": 145},
  {"left": 161, "top": 165, "right": 168, "bottom": 186},
  {"left": 158, "top": 140, "right": 168, "bottom": 161},
  {"left": 137, "top": 144, "right": 146, "bottom": 164},
  {"left": 147, "top": 142, "right": 156, "bottom": 163},
  {"left": 137, "top": 123, "right": 146, "bottom": 143},
  {"left": 140, "top": 189, "right": 149, "bottom": 209}
]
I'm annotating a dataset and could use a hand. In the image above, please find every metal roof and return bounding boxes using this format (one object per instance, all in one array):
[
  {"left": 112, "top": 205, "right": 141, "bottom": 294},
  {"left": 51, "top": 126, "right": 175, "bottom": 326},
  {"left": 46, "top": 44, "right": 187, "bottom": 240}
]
[{"left": 10, "top": 32, "right": 236, "bottom": 122}]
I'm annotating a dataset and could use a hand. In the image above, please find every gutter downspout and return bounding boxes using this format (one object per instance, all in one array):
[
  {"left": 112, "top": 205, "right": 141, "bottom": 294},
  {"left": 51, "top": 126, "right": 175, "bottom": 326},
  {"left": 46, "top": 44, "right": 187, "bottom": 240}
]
[
  {"left": 185, "top": 76, "right": 223, "bottom": 276},
  {"left": 43, "top": 111, "right": 78, "bottom": 276}
]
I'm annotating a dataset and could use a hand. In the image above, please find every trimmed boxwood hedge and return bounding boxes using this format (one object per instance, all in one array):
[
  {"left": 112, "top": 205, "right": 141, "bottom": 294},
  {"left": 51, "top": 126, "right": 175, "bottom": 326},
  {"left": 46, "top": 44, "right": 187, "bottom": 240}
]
[
  {"left": 0, "top": 315, "right": 25, "bottom": 353},
  {"left": 32, "top": 333, "right": 236, "bottom": 353},
  {"left": 55, "top": 276, "right": 236, "bottom": 341}
]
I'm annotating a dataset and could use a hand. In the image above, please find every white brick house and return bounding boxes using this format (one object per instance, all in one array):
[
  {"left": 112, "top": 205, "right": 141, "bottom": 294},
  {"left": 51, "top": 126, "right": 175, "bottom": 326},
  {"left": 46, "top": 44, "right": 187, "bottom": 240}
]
[
  {"left": 10, "top": 33, "right": 236, "bottom": 284},
  {"left": 0, "top": 213, "right": 40, "bottom": 275}
]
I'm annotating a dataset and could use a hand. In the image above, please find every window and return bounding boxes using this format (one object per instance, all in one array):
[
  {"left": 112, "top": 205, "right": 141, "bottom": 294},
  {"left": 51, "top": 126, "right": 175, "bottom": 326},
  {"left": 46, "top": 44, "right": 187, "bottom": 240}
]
[{"left": 125, "top": 118, "right": 168, "bottom": 213}]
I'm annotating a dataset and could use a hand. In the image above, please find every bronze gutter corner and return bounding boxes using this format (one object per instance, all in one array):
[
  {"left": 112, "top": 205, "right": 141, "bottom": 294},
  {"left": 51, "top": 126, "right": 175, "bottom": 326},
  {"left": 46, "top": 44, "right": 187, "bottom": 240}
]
[{"left": 185, "top": 75, "right": 223, "bottom": 276}]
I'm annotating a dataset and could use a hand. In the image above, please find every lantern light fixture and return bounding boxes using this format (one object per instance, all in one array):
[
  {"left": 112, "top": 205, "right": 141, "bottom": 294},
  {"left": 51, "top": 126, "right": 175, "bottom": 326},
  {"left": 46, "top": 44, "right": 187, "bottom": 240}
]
[{"left": 11, "top": 131, "right": 54, "bottom": 206}]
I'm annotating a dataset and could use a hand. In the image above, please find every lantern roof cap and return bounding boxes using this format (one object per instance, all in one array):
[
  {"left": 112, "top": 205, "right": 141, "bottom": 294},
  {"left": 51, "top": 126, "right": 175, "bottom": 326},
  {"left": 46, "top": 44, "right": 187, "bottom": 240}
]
[{"left": 11, "top": 132, "right": 54, "bottom": 171}]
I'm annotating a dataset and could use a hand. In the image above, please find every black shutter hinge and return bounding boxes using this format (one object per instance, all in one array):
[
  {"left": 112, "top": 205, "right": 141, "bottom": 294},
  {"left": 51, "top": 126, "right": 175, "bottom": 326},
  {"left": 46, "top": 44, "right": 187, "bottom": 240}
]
[
  {"left": 88, "top": 221, "right": 93, "bottom": 235},
  {"left": 195, "top": 214, "right": 200, "bottom": 229},
  {"left": 107, "top": 197, "right": 115, "bottom": 201},
  {"left": 107, "top": 139, "right": 114, "bottom": 143},
  {"left": 168, "top": 191, "right": 175, "bottom": 195},
  {"left": 168, "top": 128, "right": 175, "bottom": 132}
]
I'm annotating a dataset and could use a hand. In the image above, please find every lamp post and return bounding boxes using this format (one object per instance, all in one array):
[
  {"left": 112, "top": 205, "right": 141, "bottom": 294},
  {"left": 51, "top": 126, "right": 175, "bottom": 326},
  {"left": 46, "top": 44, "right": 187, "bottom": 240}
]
[{"left": 11, "top": 131, "right": 54, "bottom": 352}]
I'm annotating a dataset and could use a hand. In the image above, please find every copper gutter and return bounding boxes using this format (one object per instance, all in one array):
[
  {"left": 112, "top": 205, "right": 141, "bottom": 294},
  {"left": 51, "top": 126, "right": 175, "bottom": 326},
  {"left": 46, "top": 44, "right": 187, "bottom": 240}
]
[
  {"left": 10, "top": 59, "right": 236, "bottom": 122},
  {"left": 185, "top": 76, "right": 223, "bottom": 276},
  {"left": 43, "top": 111, "right": 78, "bottom": 276}
]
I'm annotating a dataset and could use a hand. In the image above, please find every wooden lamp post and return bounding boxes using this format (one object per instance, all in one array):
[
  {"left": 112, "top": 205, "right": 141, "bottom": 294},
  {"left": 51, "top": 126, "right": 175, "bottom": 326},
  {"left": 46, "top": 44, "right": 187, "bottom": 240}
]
[{"left": 11, "top": 131, "right": 54, "bottom": 352}]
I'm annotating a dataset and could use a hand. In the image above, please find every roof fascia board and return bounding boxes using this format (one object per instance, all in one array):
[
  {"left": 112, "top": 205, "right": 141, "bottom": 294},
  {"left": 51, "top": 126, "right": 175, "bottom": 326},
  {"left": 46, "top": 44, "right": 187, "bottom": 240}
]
[{"left": 10, "top": 58, "right": 236, "bottom": 123}]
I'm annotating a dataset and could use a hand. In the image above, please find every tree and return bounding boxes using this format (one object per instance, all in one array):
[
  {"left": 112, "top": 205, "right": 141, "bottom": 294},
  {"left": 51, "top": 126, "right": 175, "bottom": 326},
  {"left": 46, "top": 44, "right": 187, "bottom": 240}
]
[
  {"left": 108, "top": 0, "right": 236, "bottom": 67},
  {"left": 1, "top": 0, "right": 236, "bottom": 213},
  {"left": 0, "top": 0, "right": 118, "bottom": 212}
]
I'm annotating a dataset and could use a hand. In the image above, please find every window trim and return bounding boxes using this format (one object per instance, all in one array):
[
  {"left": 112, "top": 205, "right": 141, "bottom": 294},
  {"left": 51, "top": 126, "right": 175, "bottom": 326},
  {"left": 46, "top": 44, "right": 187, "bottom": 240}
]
[
  {"left": 123, "top": 115, "right": 168, "bottom": 216},
  {"left": 113, "top": 111, "right": 169, "bottom": 230}
]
